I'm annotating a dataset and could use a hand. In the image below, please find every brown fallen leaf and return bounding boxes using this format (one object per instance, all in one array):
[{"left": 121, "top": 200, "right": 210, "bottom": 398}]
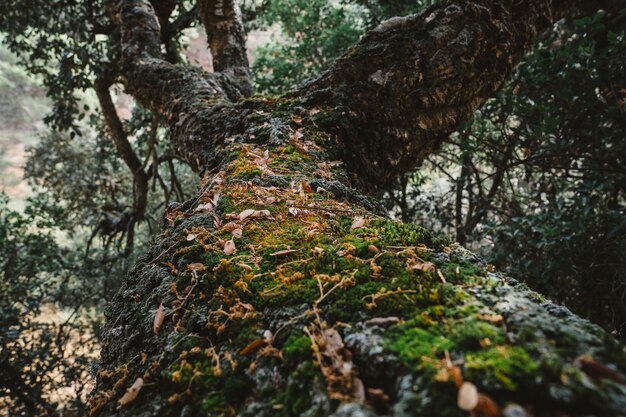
[
  {"left": 232, "top": 228, "right": 243, "bottom": 239},
  {"left": 475, "top": 393, "right": 501, "bottom": 417},
  {"left": 364, "top": 316, "right": 401, "bottom": 327},
  {"left": 239, "top": 209, "right": 256, "bottom": 221},
  {"left": 575, "top": 354, "right": 626, "bottom": 385},
  {"left": 163, "top": 262, "right": 178, "bottom": 275},
  {"left": 457, "top": 382, "right": 479, "bottom": 411},
  {"left": 238, "top": 263, "right": 253, "bottom": 272},
  {"left": 476, "top": 314, "right": 504, "bottom": 324},
  {"left": 351, "top": 376, "right": 365, "bottom": 403},
  {"left": 252, "top": 209, "right": 272, "bottom": 219},
  {"left": 224, "top": 240, "right": 236, "bottom": 256},
  {"left": 153, "top": 304, "right": 166, "bottom": 335},
  {"left": 118, "top": 377, "right": 143, "bottom": 406},
  {"left": 194, "top": 202, "right": 213, "bottom": 212},
  {"left": 222, "top": 221, "right": 242, "bottom": 232},
  {"left": 187, "top": 263, "right": 206, "bottom": 272},
  {"left": 412, "top": 262, "right": 435, "bottom": 272},
  {"left": 350, "top": 217, "right": 366, "bottom": 229},
  {"left": 301, "top": 181, "right": 313, "bottom": 194},
  {"left": 437, "top": 269, "right": 447, "bottom": 284},
  {"left": 270, "top": 249, "right": 297, "bottom": 257},
  {"left": 239, "top": 339, "right": 268, "bottom": 356}
]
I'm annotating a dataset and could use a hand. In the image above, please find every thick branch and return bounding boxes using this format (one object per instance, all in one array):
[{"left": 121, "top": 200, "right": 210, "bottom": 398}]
[
  {"left": 298, "top": 0, "right": 579, "bottom": 190},
  {"left": 197, "top": 0, "right": 252, "bottom": 96},
  {"left": 94, "top": 76, "right": 149, "bottom": 223},
  {"left": 109, "top": 0, "right": 247, "bottom": 171}
]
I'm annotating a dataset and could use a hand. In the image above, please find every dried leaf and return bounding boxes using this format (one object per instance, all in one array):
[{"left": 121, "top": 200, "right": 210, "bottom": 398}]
[
  {"left": 324, "top": 328, "right": 344, "bottom": 352},
  {"left": 575, "top": 355, "right": 626, "bottom": 384},
  {"left": 270, "top": 249, "right": 297, "bottom": 257},
  {"left": 301, "top": 181, "right": 313, "bottom": 194},
  {"left": 368, "top": 245, "right": 380, "bottom": 254},
  {"left": 412, "top": 262, "right": 435, "bottom": 272},
  {"left": 457, "top": 382, "right": 479, "bottom": 411},
  {"left": 288, "top": 207, "right": 300, "bottom": 216},
  {"left": 224, "top": 240, "right": 236, "bottom": 256},
  {"left": 252, "top": 209, "right": 272, "bottom": 219},
  {"left": 364, "top": 316, "right": 401, "bottom": 327},
  {"left": 449, "top": 365, "right": 463, "bottom": 388},
  {"left": 118, "top": 378, "right": 143, "bottom": 406},
  {"left": 187, "top": 263, "right": 206, "bottom": 272},
  {"left": 351, "top": 376, "right": 365, "bottom": 403},
  {"left": 475, "top": 393, "right": 501, "bottom": 417},
  {"left": 239, "top": 339, "right": 268, "bottom": 356},
  {"left": 163, "top": 262, "right": 178, "bottom": 275},
  {"left": 194, "top": 202, "right": 213, "bottom": 212},
  {"left": 238, "top": 263, "right": 253, "bottom": 271},
  {"left": 153, "top": 304, "right": 166, "bottom": 335},
  {"left": 350, "top": 217, "right": 366, "bottom": 229},
  {"left": 232, "top": 228, "right": 243, "bottom": 239},
  {"left": 437, "top": 269, "right": 447, "bottom": 284},
  {"left": 222, "top": 221, "right": 242, "bottom": 232},
  {"left": 476, "top": 314, "right": 504, "bottom": 324},
  {"left": 239, "top": 209, "right": 256, "bottom": 221},
  {"left": 186, "top": 233, "right": 197, "bottom": 241}
]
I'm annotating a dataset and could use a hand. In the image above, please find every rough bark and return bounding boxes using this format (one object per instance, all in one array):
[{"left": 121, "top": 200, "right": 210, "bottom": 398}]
[
  {"left": 298, "top": 0, "right": 576, "bottom": 189},
  {"left": 95, "top": 76, "right": 149, "bottom": 246},
  {"left": 110, "top": 0, "right": 580, "bottom": 191},
  {"left": 197, "top": 0, "right": 253, "bottom": 96},
  {"left": 90, "top": 1, "right": 626, "bottom": 417}
]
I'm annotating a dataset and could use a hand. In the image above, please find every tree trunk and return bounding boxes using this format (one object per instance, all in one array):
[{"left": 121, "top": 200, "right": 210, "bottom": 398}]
[{"left": 90, "top": 1, "right": 626, "bottom": 416}]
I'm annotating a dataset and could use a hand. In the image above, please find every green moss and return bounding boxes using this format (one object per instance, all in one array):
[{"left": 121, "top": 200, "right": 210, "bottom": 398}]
[
  {"left": 388, "top": 327, "right": 455, "bottom": 365},
  {"left": 386, "top": 305, "right": 511, "bottom": 370},
  {"left": 232, "top": 164, "right": 263, "bottom": 180},
  {"left": 274, "top": 361, "right": 320, "bottom": 416},
  {"left": 465, "top": 345, "right": 539, "bottom": 391},
  {"left": 282, "top": 333, "right": 312, "bottom": 366},
  {"left": 449, "top": 318, "right": 505, "bottom": 350},
  {"left": 436, "top": 260, "right": 486, "bottom": 284}
]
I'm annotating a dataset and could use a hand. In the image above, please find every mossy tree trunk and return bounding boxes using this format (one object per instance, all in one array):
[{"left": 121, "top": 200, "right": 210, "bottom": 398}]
[{"left": 91, "top": 1, "right": 626, "bottom": 416}]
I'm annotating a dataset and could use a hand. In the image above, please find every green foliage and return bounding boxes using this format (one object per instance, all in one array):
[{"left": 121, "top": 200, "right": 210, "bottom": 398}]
[
  {"left": 252, "top": 0, "right": 367, "bottom": 94},
  {"left": 0, "top": 193, "right": 94, "bottom": 415},
  {"left": 0, "top": 0, "right": 108, "bottom": 134}
]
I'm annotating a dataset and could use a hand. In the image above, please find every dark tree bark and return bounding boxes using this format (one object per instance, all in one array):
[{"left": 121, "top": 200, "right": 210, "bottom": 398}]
[{"left": 90, "top": 1, "right": 626, "bottom": 416}]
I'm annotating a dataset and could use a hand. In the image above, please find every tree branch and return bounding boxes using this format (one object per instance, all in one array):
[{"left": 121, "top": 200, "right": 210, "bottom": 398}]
[
  {"left": 197, "top": 0, "right": 252, "bottom": 96},
  {"left": 94, "top": 75, "right": 149, "bottom": 224},
  {"left": 108, "top": 0, "right": 247, "bottom": 172},
  {"left": 298, "top": 0, "right": 580, "bottom": 190}
]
